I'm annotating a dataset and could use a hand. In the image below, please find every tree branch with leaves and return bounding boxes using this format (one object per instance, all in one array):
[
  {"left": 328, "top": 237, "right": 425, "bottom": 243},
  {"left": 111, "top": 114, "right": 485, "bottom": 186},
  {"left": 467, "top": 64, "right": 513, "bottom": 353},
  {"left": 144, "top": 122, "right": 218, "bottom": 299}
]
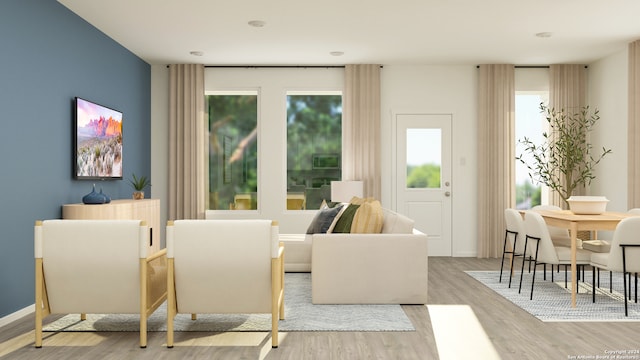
[{"left": 517, "top": 104, "right": 611, "bottom": 207}]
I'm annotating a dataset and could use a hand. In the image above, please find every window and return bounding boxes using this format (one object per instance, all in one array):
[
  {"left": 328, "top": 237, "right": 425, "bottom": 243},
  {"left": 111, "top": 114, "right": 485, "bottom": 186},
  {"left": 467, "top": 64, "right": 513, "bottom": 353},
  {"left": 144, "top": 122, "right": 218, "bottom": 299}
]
[
  {"left": 286, "top": 92, "right": 342, "bottom": 210},
  {"left": 515, "top": 92, "right": 548, "bottom": 209},
  {"left": 206, "top": 91, "right": 258, "bottom": 210},
  {"left": 406, "top": 128, "right": 441, "bottom": 189}
]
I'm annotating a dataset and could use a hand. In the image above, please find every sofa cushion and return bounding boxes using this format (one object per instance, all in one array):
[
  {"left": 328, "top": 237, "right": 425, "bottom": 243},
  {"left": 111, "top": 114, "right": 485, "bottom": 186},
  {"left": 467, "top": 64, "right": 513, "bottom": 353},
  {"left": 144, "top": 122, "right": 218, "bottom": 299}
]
[
  {"left": 331, "top": 204, "right": 360, "bottom": 233},
  {"left": 306, "top": 204, "right": 345, "bottom": 234},
  {"left": 351, "top": 200, "right": 384, "bottom": 233},
  {"left": 381, "top": 209, "right": 415, "bottom": 234}
]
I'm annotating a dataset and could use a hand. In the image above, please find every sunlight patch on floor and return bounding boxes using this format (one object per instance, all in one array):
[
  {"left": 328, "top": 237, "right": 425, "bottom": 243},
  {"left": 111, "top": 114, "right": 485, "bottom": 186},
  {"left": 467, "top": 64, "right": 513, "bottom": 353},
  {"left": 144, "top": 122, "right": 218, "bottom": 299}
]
[{"left": 428, "top": 305, "right": 500, "bottom": 360}]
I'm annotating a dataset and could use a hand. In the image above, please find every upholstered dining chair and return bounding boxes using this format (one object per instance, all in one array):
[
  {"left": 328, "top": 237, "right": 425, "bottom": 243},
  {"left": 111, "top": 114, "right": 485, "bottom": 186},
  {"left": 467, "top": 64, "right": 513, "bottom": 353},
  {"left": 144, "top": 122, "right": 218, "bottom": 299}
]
[
  {"left": 166, "top": 219, "right": 285, "bottom": 348},
  {"left": 590, "top": 216, "right": 640, "bottom": 316},
  {"left": 501, "top": 209, "right": 527, "bottom": 287},
  {"left": 532, "top": 205, "right": 583, "bottom": 249},
  {"left": 520, "top": 211, "right": 593, "bottom": 300},
  {"left": 34, "top": 219, "right": 167, "bottom": 348}
]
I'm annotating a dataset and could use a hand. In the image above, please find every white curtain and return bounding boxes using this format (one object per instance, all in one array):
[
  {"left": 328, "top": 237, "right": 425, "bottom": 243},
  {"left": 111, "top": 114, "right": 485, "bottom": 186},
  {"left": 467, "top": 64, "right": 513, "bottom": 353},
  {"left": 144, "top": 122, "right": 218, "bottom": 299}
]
[
  {"left": 629, "top": 40, "right": 640, "bottom": 208},
  {"left": 168, "top": 64, "right": 206, "bottom": 220},
  {"left": 477, "top": 64, "right": 515, "bottom": 258},
  {"left": 343, "top": 65, "right": 381, "bottom": 199},
  {"left": 548, "top": 64, "right": 588, "bottom": 208}
]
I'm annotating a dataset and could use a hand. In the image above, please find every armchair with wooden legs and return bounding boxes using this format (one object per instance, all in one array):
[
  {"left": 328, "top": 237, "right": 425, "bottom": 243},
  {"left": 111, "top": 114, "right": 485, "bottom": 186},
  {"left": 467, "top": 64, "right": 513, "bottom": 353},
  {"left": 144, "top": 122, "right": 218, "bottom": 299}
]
[
  {"left": 166, "top": 219, "right": 284, "bottom": 348},
  {"left": 34, "top": 220, "right": 167, "bottom": 348}
]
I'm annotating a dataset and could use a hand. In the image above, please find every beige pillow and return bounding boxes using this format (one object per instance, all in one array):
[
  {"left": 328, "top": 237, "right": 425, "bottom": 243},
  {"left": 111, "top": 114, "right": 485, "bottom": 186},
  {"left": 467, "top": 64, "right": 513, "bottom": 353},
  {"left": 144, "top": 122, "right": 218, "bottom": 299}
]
[
  {"left": 349, "top": 196, "right": 375, "bottom": 205},
  {"left": 350, "top": 200, "right": 384, "bottom": 233}
]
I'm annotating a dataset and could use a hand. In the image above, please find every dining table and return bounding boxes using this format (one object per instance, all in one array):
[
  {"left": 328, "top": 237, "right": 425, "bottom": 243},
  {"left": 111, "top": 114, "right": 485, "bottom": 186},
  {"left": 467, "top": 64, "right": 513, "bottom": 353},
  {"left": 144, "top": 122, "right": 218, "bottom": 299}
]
[{"left": 530, "top": 209, "right": 639, "bottom": 308}]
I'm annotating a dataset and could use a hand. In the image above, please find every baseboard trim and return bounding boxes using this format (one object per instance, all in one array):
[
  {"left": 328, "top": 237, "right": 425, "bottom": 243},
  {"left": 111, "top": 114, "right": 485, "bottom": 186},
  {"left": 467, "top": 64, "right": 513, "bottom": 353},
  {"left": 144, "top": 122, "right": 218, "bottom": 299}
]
[{"left": 0, "top": 304, "right": 34, "bottom": 328}]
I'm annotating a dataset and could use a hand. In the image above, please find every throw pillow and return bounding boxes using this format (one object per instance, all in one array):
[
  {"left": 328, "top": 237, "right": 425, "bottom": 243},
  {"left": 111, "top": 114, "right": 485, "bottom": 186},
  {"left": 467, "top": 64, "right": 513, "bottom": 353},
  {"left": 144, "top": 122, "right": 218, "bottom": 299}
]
[
  {"left": 331, "top": 204, "right": 360, "bottom": 233},
  {"left": 327, "top": 202, "right": 350, "bottom": 233},
  {"left": 351, "top": 200, "right": 384, "bottom": 233},
  {"left": 306, "top": 204, "right": 345, "bottom": 234}
]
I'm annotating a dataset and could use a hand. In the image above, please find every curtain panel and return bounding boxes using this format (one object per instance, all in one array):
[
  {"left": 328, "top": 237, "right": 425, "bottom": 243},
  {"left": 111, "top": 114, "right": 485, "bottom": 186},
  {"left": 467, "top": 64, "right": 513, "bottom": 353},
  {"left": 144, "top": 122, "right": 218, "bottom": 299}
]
[
  {"left": 548, "top": 64, "right": 588, "bottom": 208},
  {"left": 343, "top": 64, "right": 381, "bottom": 200},
  {"left": 168, "top": 64, "right": 206, "bottom": 220},
  {"left": 477, "top": 64, "right": 515, "bottom": 258},
  {"left": 629, "top": 40, "right": 640, "bottom": 208}
]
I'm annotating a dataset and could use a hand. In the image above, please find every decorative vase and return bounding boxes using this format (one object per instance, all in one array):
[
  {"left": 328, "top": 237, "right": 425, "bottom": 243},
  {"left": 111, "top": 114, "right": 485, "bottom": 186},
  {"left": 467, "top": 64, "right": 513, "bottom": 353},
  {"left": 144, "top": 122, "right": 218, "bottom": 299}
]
[
  {"left": 133, "top": 191, "right": 144, "bottom": 200},
  {"left": 82, "top": 184, "right": 106, "bottom": 205},
  {"left": 99, "top": 187, "right": 111, "bottom": 203}
]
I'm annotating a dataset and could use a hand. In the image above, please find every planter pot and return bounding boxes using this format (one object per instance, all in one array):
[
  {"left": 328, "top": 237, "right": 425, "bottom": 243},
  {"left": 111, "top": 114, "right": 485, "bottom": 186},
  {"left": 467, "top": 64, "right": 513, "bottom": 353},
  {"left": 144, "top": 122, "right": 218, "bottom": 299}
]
[
  {"left": 132, "top": 191, "right": 144, "bottom": 200},
  {"left": 567, "top": 196, "right": 609, "bottom": 215}
]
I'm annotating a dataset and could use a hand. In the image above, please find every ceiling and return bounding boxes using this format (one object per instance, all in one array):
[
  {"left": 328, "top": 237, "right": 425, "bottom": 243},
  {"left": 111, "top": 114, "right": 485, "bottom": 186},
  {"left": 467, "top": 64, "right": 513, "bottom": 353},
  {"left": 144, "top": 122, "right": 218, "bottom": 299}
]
[{"left": 58, "top": 0, "right": 640, "bottom": 67}]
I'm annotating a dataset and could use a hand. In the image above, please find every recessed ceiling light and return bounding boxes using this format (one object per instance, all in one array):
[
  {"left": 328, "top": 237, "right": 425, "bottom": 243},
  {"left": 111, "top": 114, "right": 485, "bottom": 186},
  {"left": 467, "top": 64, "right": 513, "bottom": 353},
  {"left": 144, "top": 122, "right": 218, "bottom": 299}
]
[
  {"left": 190, "top": 51, "right": 204, "bottom": 56},
  {"left": 248, "top": 20, "right": 266, "bottom": 27},
  {"left": 535, "top": 32, "right": 553, "bottom": 38},
  {"left": 330, "top": 51, "right": 344, "bottom": 56}
]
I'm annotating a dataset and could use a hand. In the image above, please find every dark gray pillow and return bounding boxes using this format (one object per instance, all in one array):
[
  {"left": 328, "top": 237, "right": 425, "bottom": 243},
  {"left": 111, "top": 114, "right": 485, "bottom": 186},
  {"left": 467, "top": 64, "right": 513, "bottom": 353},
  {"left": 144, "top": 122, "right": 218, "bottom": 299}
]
[{"left": 306, "top": 204, "right": 345, "bottom": 234}]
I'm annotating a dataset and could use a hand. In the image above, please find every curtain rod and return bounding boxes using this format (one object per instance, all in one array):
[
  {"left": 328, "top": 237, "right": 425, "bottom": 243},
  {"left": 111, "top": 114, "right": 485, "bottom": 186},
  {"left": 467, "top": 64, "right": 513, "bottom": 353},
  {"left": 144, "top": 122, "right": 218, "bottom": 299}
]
[
  {"left": 476, "top": 65, "right": 588, "bottom": 69},
  {"left": 205, "top": 65, "right": 345, "bottom": 69}
]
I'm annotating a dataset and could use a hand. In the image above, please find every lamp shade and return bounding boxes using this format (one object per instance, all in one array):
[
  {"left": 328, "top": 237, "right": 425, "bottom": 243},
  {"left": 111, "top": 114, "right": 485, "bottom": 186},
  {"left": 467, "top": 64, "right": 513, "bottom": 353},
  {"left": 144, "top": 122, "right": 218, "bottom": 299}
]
[{"left": 331, "top": 181, "right": 363, "bottom": 203}]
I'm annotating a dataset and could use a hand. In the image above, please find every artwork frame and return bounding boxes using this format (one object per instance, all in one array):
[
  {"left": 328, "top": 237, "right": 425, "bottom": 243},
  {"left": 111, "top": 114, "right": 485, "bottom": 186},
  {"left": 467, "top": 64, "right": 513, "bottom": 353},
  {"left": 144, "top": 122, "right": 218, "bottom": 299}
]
[{"left": 74, "top": 97, "right": 123, "bottom": 180}]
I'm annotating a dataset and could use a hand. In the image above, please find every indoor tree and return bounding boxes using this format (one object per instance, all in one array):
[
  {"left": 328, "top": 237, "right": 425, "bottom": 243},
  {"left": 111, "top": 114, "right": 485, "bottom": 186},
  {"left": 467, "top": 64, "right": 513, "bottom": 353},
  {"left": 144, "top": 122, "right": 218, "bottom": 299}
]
[{"left": 517, "top": 104, "right": 611, "bottom": 207}]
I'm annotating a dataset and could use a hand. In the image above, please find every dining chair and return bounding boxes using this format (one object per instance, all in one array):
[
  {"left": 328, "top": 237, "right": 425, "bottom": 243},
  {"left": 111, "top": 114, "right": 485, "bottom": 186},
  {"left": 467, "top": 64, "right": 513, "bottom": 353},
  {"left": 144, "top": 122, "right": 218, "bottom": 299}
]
[
  {"left": 590, "top": 216, "right": 640, "bottom": 316},
  {"left": 520, "top": 211, "right": 593, "bottom": 300},
  {"left": 627, "top": 208, "right": 640, "bottom": 215},
  {"left": 500, "top": 209, "right": 527, "bottom": 287},
  {"left": 532, "top": 205, "right": 583, "bottom": 249}
]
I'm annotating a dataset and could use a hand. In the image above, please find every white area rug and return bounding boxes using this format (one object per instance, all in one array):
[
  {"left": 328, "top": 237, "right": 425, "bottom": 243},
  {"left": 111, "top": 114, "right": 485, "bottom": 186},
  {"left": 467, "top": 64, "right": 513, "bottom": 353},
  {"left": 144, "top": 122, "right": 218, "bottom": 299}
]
[
  {"left": 466, "top": 270, "right": 640, "bottom": 321},
  {"left": 44, "top": 273, "right": 415, "bottom": 332}
]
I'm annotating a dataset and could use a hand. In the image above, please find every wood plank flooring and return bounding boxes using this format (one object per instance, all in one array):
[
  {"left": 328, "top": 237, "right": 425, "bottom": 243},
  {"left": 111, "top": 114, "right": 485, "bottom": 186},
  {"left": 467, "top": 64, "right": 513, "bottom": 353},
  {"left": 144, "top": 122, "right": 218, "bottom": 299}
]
[{"left": 1, "top": 257, "right": 639, "bottom": 359}]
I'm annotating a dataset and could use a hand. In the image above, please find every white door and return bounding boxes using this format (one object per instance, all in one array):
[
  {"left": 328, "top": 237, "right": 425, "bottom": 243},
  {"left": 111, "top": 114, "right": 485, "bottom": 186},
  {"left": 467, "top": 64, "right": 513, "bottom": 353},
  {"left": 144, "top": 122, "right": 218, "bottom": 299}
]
[{"left": 395, "top": 113, "right": 452, "bottom": 256}]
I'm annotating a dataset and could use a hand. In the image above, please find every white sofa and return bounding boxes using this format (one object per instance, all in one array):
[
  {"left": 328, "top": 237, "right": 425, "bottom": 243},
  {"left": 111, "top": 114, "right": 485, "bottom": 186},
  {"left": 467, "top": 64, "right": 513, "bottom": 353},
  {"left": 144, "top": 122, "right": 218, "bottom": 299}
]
[{"left": 281, "top": 208, "right": 428, "bottom": 304}]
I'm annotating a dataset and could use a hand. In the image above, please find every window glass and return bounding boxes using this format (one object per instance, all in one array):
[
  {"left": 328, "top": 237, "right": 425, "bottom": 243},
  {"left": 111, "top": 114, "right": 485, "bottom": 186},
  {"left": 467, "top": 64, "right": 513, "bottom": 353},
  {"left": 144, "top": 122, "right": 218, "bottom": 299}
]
[
  {"left": 207, "top": 92, "right": 258, "bottom": 210},
  {"left": 515, "top": 92, "right": 548, "bottom": 209},
  {"left": 286, "top": 93, "right": 342, "bottom": 210},
  {"left": 406, "top": 128, "right": 441, "bottom": 189}
]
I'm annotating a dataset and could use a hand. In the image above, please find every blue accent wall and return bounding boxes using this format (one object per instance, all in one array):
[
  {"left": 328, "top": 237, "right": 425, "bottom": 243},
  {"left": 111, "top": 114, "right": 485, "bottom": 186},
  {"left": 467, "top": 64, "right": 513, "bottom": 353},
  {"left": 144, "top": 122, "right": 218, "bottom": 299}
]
[{"left": 0, "top": 0, "right": 151, "bottom": 317}]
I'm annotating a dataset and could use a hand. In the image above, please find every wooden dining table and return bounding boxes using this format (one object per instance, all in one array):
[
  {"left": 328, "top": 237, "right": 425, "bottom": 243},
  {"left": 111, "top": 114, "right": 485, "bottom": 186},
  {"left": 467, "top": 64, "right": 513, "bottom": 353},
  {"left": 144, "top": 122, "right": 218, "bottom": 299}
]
[{"left": 530, "top": 209, "right": 639, "bottom": 308}]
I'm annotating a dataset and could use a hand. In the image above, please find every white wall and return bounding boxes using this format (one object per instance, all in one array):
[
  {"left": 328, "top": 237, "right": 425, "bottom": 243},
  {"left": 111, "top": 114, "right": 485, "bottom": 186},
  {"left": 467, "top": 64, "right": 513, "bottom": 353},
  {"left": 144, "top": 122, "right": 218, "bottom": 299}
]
[
  {"left": 380, "top": 65, "right": 478, "bottom": 256},
  {"left": 589, "top": 48, "right": 629, "bottom": 214},
  {"left": 151, "top": 64, "right": 480, "bottom": 255},
  {"left": 151, "top": 59, "right": 632, "bottom": 256},
  {"left": 150, "top": 65, "right": 169, "bottom": 247}
]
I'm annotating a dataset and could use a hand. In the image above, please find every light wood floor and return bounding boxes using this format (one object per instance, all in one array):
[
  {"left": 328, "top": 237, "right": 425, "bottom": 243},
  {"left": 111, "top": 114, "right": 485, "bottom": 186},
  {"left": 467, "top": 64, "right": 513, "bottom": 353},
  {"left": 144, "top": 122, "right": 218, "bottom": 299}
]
[{"left": 2, "top": 257, "right": 639, "bottom": 360}]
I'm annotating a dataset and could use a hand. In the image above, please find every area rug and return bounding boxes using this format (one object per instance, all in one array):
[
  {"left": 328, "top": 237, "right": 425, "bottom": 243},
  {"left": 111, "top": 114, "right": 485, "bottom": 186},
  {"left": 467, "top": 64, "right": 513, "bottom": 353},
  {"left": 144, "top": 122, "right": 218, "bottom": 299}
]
[
  {"left": 466, "top": 270, "right": 640, "bottom": 322},
  {"left": 43, "top": 273, "right": 415, "bottom": 332}
]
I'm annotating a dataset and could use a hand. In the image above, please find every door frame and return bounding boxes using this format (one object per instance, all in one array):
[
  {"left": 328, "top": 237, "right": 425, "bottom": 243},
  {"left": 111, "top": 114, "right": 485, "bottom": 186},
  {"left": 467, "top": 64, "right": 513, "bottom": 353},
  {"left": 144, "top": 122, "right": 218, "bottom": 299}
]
[{"left": 391, "top": 111, "right": 453, "bottom": 256}]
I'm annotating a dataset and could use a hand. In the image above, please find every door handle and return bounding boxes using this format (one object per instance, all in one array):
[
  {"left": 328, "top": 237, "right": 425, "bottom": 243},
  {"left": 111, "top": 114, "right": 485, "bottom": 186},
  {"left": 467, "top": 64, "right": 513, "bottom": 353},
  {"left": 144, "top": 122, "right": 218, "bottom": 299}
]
[{"left": 445, "top": 191, "right": 451, "bottom": 197}]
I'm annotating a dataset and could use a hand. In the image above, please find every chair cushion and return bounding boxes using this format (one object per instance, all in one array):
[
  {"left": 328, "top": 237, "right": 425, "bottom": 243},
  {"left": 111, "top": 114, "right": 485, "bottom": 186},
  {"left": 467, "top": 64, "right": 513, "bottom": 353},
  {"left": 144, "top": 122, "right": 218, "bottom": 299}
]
[
  {"left": 590, "top": 252, "right": 609, "bottom": 268},
  {"left": 549, "top": 234, "right": 583, "bottom": 249},
  {"left": 582, "top": 240, "right": 611, "bottom": 253},
  {"left": 554, "top": 246, "right": 592, "bottom": 263}
]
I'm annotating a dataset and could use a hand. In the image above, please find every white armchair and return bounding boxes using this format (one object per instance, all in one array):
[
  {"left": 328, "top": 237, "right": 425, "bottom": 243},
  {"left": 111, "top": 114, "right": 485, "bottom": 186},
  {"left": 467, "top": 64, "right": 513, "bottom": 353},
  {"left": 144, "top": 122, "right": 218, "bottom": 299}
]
[
  {"left": 34, "top": 219, "right": 167, "bottom": 348},
  {"left": 166, "top": 219, "right": 284, "bottom": 348}
]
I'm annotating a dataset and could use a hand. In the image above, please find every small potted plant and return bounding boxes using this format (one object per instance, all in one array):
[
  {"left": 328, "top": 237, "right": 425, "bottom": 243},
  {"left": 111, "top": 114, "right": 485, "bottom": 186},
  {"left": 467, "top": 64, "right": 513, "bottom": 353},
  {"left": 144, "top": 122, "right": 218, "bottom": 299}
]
[{"left": 129, "top": 173, "right": 151, "bottom": 200}]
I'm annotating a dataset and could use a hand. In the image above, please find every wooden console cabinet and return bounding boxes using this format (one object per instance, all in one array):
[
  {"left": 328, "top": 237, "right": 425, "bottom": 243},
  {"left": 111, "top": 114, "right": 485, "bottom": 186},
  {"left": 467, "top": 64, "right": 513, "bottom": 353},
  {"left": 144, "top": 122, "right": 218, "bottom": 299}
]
[{"left": 62, "top": 199, "right": 161, "bottom": 254}]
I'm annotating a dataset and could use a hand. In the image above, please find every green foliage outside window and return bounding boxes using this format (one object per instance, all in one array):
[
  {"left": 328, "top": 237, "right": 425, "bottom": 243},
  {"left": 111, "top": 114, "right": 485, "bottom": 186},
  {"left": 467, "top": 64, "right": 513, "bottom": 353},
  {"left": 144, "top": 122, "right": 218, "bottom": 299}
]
[
  {"left": 287, "top": 94, "right": 342, "bottom": 209},
  {"left": 406, "top": 164, "right": 441, "bottom": 188},
  {"left": 207, "top": 95, "right": 258, "bottom": 210}
]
